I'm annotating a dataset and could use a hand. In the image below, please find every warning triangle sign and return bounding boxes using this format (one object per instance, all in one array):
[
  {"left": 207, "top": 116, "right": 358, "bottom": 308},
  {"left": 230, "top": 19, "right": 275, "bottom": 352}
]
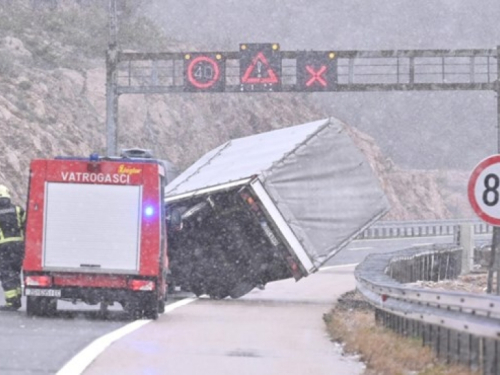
[{"left": 241, "top": 52, "right": 279, "bottom": 84}]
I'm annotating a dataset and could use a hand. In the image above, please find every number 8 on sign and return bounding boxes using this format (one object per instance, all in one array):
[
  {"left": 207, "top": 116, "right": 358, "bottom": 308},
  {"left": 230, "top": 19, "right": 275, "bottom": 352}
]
[
  {"left": 468, "top": 155, "right": 500, "bottom": 226},
  {"left": 483, "top": 173, "right": 500, "bottom": 207}
]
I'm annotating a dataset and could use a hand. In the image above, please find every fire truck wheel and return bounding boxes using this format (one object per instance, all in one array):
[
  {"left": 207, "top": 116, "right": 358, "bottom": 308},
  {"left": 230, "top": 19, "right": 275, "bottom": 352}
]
[
  {"left": 143, "top": 299, "right": 159, "bottom": 320},
  {"left": 123, "top": 301, "right": 142, "bottom": 320},
  {"left": 26, "top": 296, "right": 57, "bottom": 317},
  {"left": 158, "top": 299, "right": 165, "bottom": 314},
  {"left": 26, "top": 296, "right": 39, "bottom": 316}
]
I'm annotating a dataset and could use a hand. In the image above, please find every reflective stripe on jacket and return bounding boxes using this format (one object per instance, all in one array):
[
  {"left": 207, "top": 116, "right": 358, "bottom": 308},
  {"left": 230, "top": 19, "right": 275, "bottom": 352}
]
[{"left": 0, "top": 205, "right": 25, "bottom": 244}]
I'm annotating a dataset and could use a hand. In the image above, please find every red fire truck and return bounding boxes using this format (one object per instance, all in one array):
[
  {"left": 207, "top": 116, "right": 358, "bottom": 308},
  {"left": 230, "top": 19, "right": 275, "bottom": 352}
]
[{"left": 22, "top": 151, "right": 171, "bottom": 319}]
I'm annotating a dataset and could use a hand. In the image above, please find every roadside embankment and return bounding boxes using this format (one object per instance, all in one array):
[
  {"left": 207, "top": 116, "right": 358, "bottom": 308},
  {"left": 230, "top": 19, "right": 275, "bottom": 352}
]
[{"left": 325, "top": 290, "right": 479, "bottom": 375}]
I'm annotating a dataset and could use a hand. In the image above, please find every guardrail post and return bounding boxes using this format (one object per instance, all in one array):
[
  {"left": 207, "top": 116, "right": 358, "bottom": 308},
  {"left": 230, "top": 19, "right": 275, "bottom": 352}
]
[
  {"left": 446, "top": 328, "right": 451, "bottom": 364},
  {"left": 406, "top": 259, "right": 411, "bottom": 283},
  {"left": 431, "top": 254, "right": 438, "bottom": 281},
  {"left": 453, "top": 225, "right": 460, "bottom": 244},
  {"left": 482, "top": 338, "right": 497, "bottom": 375},
  {"left": 425, "top": 254, "right": 431, "bottom": 280},
  {"left": 444, "top": 252, "right": 450, "bottom": 279},
  {"left": 469, "top": 334, "right": 480, "bottom": 372},
  {"left": 437, "top": 253, "right": 442, "bottom": 281},
  {"left": 375, "top": 309, "right": 382, "bottom": 325},
  {"left": 494, "top": 340, "right": 500, "bottom": 375},
  {"left": 430, "top": 254, "right": 434, "bottom": 281},
  {"left": 458, "top": 332, "right": 463, "bottom": 366},
  {"left": 459, "top": 225, "right": 474, "bottom": 274},
  {"left": 479, "top": 337, "right": 485, "bottom": 375},
  {"left": 443, "top": 252, "right": 450, "bottom": 279},
  {"left": 410, "top": 258, "right": 415, "bottom": 282},
  {"left": 425, "top": 324, "right": 433, "bottom": 348},
  {"left": 459, "top": 332, "right": 472, "bottom": 368},
  {"left": 422, "top": 255, "right": 426, "bottom": 280},
  {"left": 423, "top": 254, "right": 428, "bottom": 280},
  {"left": 448, "top": 330, "right": 460, "bottom": 364},
  {"left": 435, "top": 326, "right": 441, "bottom": 358},
  {"left": 428, "top": 254, "right": 433, "bottom": 280}
]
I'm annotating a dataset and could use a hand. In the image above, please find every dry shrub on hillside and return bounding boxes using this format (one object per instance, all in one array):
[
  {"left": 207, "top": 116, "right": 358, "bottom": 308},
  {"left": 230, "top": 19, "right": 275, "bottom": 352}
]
[{"left": 325, "top": 297, "right": 478, "bottom": 375}]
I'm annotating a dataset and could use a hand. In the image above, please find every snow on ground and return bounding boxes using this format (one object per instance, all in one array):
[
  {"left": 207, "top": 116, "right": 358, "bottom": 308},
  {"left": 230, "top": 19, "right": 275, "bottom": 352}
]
[{"left": 411, "top": 272, "right": 489, "bottom": 294}]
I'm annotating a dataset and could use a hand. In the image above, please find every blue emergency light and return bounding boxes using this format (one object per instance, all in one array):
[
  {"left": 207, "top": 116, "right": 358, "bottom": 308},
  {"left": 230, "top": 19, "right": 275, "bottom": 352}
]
[
  {"left": 144, "top": 206, "right": 155, "bottom": 217},
  {"left": 89, "top": 153, "right": 100, "bottom": 162}
]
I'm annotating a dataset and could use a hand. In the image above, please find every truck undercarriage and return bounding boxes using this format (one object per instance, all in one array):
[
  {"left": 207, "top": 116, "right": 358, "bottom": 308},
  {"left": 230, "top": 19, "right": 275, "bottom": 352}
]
[{"left": 167, "top": 188, "right": 294, "bottom": 299}]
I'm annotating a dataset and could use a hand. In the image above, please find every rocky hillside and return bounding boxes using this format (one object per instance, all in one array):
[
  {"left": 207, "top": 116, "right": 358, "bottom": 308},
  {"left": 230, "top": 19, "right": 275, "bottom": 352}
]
[
  {"left": 347, "top": 127, "right": 473, "bottom": 220},
  {"left": 0, "top": 3, "right": 474, "bottom": 221}
]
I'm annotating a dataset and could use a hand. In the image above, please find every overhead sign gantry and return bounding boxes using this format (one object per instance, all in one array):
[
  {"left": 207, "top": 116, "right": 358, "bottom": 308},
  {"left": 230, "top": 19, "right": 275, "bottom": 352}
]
[{"left": 108, "top": 43, "right": 497, "bottom": 98}]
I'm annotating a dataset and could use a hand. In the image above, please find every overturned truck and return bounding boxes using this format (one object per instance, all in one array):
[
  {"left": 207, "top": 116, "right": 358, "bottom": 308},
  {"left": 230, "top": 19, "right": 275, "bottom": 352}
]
[{"left": 165, "top": 118, "right": 390, "bottom": 299}]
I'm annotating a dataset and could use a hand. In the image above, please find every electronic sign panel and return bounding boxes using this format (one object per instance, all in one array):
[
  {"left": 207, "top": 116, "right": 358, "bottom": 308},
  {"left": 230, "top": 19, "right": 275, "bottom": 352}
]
[
  {"left": 239, "top": 43, "right": 281, "bottom": 92},
  {"left": 296, "top": 51, "right": 337, "bottom": 91},
  {"left": 184, "top": 53, "right": 225, "bottom": 92}
]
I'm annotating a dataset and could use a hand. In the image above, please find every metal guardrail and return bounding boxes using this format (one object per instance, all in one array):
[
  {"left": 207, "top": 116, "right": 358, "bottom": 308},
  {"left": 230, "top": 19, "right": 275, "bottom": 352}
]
[
  {"left": 355, "top": 245, "right": 500, "bottom": 374},
  {"left": 358, "top": 219, "right": 493, "bottom": 239}
]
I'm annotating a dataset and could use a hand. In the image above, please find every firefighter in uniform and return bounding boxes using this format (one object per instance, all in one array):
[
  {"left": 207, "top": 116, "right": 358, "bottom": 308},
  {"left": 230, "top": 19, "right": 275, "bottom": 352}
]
[{"left": 0, "top": 185, "right": 25, "bottom": 311}]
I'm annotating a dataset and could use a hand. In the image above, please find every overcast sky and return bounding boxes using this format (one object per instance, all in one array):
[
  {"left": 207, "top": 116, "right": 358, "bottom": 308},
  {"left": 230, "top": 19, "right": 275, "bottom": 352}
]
[
  {"left": 143, "top": 1, "right": 500, "bottom": 170},
  {"left": 145, "top": 0, "right": 500, "bottom": 50}
]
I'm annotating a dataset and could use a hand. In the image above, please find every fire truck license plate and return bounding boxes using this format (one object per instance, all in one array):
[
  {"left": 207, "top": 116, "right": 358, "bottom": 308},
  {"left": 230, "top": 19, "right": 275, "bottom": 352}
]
[{"left": 25, "top": 288, "right": 61, "bottom": 297}]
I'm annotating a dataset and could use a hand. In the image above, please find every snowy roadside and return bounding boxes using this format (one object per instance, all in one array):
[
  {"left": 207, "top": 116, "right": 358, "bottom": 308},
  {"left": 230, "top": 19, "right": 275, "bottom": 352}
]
[
  {"left": 409, "top": 271, "right": 489, "bottom": 294},
  {"left": 324, "top": 271, "right": 491, "bottom": 374}
]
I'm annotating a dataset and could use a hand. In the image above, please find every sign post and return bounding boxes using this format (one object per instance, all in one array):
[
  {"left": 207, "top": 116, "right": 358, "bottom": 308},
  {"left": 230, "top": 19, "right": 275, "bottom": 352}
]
[
  {"left": 493, "top": 45, "right": 500, "bottom": 294},
  {"left": 106, "top": 0, "right": 118, "bottom": 157},
  {"left": 468, "top": 154, "right": 500, "bottom": 293}
]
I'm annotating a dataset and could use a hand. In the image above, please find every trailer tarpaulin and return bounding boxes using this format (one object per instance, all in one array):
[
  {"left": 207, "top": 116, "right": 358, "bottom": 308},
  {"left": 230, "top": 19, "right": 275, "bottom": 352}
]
[{"left": 165, "top": 117, "right": 390, "bottom": 269}]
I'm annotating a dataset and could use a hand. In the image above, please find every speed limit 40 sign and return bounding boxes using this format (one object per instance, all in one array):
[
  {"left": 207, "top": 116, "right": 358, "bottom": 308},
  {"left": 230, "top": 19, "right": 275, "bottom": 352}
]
[
  {"left": 183, "top": 53, "right": 225, "bottom": 92},
  {"left": 468, "top": 155, "right": 500, "bottom": 226}
]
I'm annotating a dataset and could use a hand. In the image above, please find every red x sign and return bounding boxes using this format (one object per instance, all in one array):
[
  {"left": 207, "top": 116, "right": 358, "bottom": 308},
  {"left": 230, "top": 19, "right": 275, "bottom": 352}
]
[
  {"left": 296, "top": 52, "right": 337, "bottom": 92},
  {"left": 306, "top": 65, "right": 327, "bottom": 87}
]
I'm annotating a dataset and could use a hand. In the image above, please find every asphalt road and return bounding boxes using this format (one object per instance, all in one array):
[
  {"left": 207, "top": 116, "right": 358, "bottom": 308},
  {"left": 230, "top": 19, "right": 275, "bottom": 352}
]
[
  {"left": 328, "top": 233, "right": 491, "bottom": 266},
  {"left": 0, "top": 234, "right": 480, "bottom": 374},
  {"left": 83, "top": 265, "right": 364, "bottom": 375},
  {"left": 0, "top": 308, "right": 125, "bottom": 374},
  {"left": 328, "top": 235, "right": 452, "bottom": 266}
]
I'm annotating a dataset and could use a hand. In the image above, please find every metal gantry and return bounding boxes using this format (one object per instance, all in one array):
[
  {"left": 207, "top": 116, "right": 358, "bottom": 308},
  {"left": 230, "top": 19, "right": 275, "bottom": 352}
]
[{"left": 109, "top": 48, "right": 497, "bottom": 95}]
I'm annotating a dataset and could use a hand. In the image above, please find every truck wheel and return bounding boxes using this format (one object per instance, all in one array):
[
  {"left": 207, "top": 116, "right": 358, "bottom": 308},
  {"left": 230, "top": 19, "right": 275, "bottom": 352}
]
[
  {"left": 45, "top": 298, "right": 57, "bottom": 316},
  {"left": 190, "top": 283, "right": 204, "bottom": 297},
  {"left": 124, "top": 301, "right": 142, "bottom": 320},
  {"left": 26, "top": 296, "right": 40, "bottom": 316},
  {"left": 143, "top": 299, "right": 159, "bottom": 320},
  {"left": 158, "top": 299, "right": 165, "bottom": 314},
  {"left": 207, "top": 288, "right": 229, "bottom": 300},
  {"left": 27, "top": 297, "right": 57, "bottom": 317},
  {"left": 229, "top": 281, "right": 256, "bottom": 299}
]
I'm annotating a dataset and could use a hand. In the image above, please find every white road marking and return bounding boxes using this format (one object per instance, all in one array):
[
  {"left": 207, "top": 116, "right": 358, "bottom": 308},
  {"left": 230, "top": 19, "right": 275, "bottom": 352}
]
[
  {"left": 351, "top": 235, "right": 452, "bottom": 243},
  {"left": 56, "top": 297, "right": 197, "bottom": 375},
  {"left": 411, "top": 243, "right": 433, "bottom": 247},
  {"left": 348, "top": 247, "right": 373, "bottom": 251},
  {"left": 319, "top": 263, "right": 359, "bottom": 271}
]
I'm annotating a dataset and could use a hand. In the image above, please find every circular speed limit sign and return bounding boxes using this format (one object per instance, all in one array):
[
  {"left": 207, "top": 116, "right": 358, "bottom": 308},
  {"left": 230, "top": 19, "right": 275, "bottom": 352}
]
[
  {"left": 468, "top": 155, "right": 500, "bottom": 226},
  {"left": 187, "top": 56, "right": 220, "bottom": 89}
]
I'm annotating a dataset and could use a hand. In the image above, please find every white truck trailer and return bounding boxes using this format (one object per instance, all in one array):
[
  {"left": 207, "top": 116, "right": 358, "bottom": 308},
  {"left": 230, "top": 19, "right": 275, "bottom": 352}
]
[{"left": 165, "top": 118, "right": 390, "bottom": 299}]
